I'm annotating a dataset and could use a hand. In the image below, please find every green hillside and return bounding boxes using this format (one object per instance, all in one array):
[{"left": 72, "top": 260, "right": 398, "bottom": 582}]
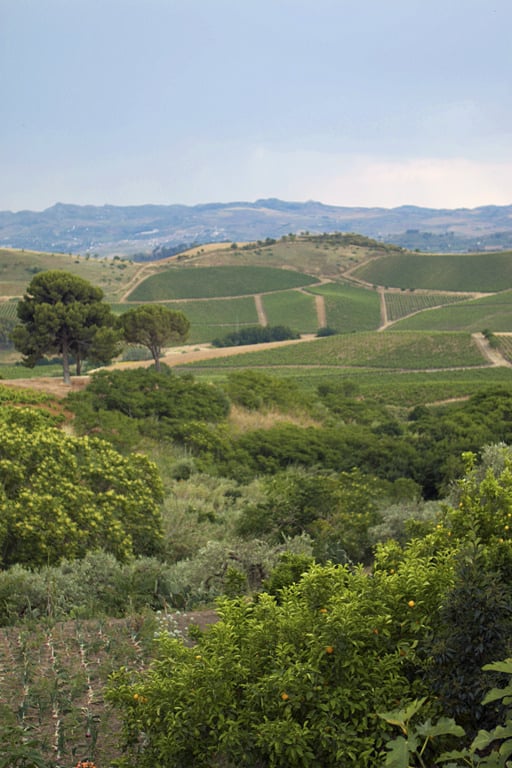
[
  {"left": 390, "top": 290, "right": 512, "bottom": 332},
  {"left": 310, "top": 282, "right": 381, "bottom": 331},
  {"left": 0, "top": 247, "right": 137, "bottom": 299},
  {"left": 183, "top": 331, "right": 486, "bottom": 370},
  {"left": 126, "top": 265, "right": 320, "bottom": 301},
  {"left": 352, "top": 251, "right": 512, "bottom": 292}
]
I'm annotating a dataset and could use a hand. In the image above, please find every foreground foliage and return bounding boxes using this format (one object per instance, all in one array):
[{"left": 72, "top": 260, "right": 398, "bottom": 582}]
[
  {"left": 107, "top": 452, "right": 512, "bottom": 767},
  {"left": 0, "top": 407, "right": 163, "bottom": 566}
]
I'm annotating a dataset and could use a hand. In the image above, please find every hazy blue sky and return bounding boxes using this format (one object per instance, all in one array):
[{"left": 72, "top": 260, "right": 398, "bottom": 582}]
[{"left": 2, "top": 0, "right": 511, "bottom": 211}]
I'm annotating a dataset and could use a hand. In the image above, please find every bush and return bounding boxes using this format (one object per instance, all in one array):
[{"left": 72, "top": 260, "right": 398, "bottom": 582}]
[
  {"left": 107, "top": 558, "right": 455, "bottom": 767},
  {"left": 225, "top": 369, "right": 309, "bottom": 412},
  {"left": 212, "top": 324, "right": 299, "bottom": 347}
]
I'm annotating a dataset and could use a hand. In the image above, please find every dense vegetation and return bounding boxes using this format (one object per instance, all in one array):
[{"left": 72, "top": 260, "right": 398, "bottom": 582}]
[
  {"left": 2, "top": 240, "right": 512, "bottom": 766},
  {"left": 212, "top": 324, "right": 300, "bottom": 347}
]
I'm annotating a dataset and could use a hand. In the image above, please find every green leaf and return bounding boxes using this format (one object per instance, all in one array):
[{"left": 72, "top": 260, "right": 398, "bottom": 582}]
[
  {"left": 482, "top": 685, "right": 512, "bottom": 705},
  {"left": 471, "top": 729, "right": 495, "bottom": 752},
  {"left": 482, "top": 660, "right": 512, "bottom": 674},
  {"left": 384, "top": 736, "right": 410, "bottom": 768},
  {"left": 417, "top": 717, "right": 466, "bottom": 739},
  {"left": 378, "top": 697, "right": 427, "bottom": 731},
  {"left": 499, "top": 738, "right": 512, "bottom": 760}
]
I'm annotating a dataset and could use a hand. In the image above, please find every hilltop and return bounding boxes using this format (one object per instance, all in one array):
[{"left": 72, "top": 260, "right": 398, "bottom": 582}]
[{"left": 2, "top": 199, "right": 512, "bottom": 255}]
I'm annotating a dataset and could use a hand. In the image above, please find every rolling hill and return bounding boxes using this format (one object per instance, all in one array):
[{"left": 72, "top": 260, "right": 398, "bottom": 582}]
[{"left": 2, "top": 199, "right": 512, "bottom": 255}]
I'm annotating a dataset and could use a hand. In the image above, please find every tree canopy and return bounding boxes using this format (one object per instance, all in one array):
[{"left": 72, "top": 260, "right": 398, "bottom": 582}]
[
  {"left": 0, "top": 406, "right": 163, "bottom": 567},
  {"left": 120, "top": 305, "right": 190, "bottom": 371},
  {"left": 11, "top": 270, "right": 122, "bottom": 383}
]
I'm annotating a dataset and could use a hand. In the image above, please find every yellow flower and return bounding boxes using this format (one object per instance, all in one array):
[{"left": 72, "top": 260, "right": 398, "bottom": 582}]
[
  {"left": 281, "top": 692, "right": 289, "bottom": 701},
  {"left": 325, "top": 645, "right": 334, "bottom": 654},
  {"left": 319, "top": 608, "right": 327, "bottom": 614},
  {"left": 408, "top": 600, "right": 415, "bottom": 608}
]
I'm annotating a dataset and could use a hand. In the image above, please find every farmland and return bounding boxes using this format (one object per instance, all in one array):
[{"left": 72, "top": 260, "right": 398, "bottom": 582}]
[
  {"left": 384, "top": 291, "right": 471, "bottom": 322},
  {"left": 182, "top": 330, "right": 487, "bottom": 370},
  {"left": 351, "top": 250, "right": 512, "bottom": 292},
  {"left": 310, "top": 282, "right": 381, "bottom": 331},
  {"left": 260, "top": 290, "right": 319, "bottom": 332},
  {"left": 126, "top": 265, "right": 320, "bottom": 301},
  {"left": 389, "top": 290, "right": 512, "bottom": 332}
]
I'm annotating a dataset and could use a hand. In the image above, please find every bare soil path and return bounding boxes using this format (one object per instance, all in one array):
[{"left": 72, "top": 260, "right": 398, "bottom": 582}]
[
  {"left": 472, "top": 332, "right": 512, "bottom": 368},
  {"left": 1, "top": 335, "right": 320, "bottom": 399},
  {"left": 254, "top": 294, "right": 268, "bottom": 325}
]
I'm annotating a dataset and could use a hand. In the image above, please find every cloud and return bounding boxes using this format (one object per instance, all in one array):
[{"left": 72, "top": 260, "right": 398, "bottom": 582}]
[{"left": 319, "top": 156, "right": 512, "bottom": 208}]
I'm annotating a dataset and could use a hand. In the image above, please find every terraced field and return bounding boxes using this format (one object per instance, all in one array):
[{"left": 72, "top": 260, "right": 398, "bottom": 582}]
[
  {"left": 384, "top": 291, "right": 471, "bottom": 322},
  {"left": 126, "top": 265, "right": 320, "bottom": 301},
  {"left": 309, "top": 282, "right": 381, "bottom": 331},
  {"left": 389, "top": 291, "right": 512, "bottom": 332},
  {"left": 352, "top": 251, "right": 512, "bottom": 292},
  {"left": 182, "top": 331, "right": 487, "bottom": 370}
]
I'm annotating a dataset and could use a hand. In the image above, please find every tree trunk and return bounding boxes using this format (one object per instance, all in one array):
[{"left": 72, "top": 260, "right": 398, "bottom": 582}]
[
  {"left": 151, "top": 345, "right": 161, "bottom": 372},
  {"left": 62, "top": 341, "right": 71, "bottom": 385}
]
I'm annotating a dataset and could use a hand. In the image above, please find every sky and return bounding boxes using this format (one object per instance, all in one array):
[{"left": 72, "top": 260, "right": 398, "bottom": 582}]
[{"left": 1, "top": 0, "right": 511, "bottom": 212}]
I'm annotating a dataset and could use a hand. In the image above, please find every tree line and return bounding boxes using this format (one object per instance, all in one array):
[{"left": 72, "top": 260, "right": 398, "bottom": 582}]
[{"left": 10, "top": 270, "right": 190, "bottom": 382}]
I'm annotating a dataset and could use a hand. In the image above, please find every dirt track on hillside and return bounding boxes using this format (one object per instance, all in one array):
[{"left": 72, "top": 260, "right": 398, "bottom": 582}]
[{"left": 1, "top": 335, "right": 319, "bottom": 399}]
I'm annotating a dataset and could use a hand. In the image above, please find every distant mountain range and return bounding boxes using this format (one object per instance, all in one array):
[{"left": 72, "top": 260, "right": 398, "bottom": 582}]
[{"left": 1, "top": 199, "right": 512, "bottom": 258}]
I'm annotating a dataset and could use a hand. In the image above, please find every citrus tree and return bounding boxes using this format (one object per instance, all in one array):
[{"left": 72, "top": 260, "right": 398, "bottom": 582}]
[
  {"left": 107, "top": 448, "right": 512, "bottom": 767},
  {"left": 0, "top": 407, "right": 163, "bottom": 566}
]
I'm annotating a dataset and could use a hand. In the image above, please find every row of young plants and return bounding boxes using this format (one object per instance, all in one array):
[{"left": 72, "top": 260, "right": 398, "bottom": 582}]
[{"left": 0, "top": 612, "right": 154, "bottom": 767}]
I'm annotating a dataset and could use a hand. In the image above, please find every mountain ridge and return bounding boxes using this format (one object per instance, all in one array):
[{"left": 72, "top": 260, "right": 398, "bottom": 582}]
[{"left": 1, "top": 199, "right": 512, "bottom": 257}]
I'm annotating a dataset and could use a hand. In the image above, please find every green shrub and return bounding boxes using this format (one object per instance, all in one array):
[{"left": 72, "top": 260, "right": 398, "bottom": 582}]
[
  {"left": 212, "top": 324, "right": 299, "bottom": 347},
  {"left": 107, "top": 557, "right": 455, "bottom": 767}
]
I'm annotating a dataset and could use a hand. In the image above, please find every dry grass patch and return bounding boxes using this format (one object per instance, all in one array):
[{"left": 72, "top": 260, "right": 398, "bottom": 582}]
[{"left": 228, "top": 404, "right": 321, "bottom": 433}]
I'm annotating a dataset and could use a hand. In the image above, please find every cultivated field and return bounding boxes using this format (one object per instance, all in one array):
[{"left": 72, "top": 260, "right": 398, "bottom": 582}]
[
  {"left": 389, "top": 291, "right": 512, "bottom": 332},
  {"left": 126, "top": 265, "right": 320, "bottom": 301},
  {"left": 310, "top": 282, "right": 381, "bottom": 331},
  {"left": 384, "top": 291, "right": 471, "bottom": 322},
  {"left": 260, "top": 290, "right": 319, "bottom": 332},
  {"left": 352, "top": 251, "right": 512, "bottom": 292},
  {"left": 3, "top": 237, "right": 512, "bottom": 382},
  {"left": 182, "top": 331, "right": 487, "bottom": 370}
]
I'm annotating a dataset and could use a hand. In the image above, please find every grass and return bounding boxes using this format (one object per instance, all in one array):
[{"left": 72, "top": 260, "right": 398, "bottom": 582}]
[
  {"left": 352, "top": 251, "right": 512, "bottom": 292},
  {"left": 113, "top": 297, "right": 260, "bottom": 343},
  {"left": 126, "top": 265, "right": 320, "bottom": 301},
  {"left": 310, "top": 282, "right": 381, "bottom": 331},
  {"left": 182, "top": 234, "right": 399, "bottom": 278},
  {"left": 181, "top": 331, "right": 487, "bottom": 370},
  {"left": 0, "top": 248, "right": 138, "bottom": 300},
  {"left": 390, "top": 291, "right": 512, "bottom": 332},
  {"left": 261, "top": 290, "right": 319, "bottom": 332},
  {"left": 0, "top": 362, "right": 64, "bottom": 379},
  {"left": 384, "top": 291, "right": 471, "bottom": 322}
]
